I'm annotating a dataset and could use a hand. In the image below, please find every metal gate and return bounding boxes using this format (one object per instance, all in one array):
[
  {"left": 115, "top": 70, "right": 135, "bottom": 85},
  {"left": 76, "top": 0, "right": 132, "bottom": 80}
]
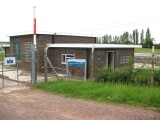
[{"left": 0, "top": 44, "right": 36, "bottom": 89}]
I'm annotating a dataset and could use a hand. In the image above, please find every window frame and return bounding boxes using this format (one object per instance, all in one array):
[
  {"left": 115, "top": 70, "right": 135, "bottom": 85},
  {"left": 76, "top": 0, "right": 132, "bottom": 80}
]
[
  {"left": 61, "top": 54, "right": 75, "bottom": 64},
  {"left": 120, "top": 53, "right": 129, "bottom": 64}
]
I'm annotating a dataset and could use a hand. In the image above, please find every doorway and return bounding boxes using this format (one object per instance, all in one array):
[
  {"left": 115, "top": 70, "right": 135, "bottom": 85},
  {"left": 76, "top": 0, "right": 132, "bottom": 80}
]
[{"left": 107, "top": 51, "right": 114, "bottom": 68}]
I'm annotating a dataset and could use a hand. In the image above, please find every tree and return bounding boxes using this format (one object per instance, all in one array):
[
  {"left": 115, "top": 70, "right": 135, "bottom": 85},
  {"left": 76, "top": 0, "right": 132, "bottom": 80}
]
[
  {"left": 133, "top": 30, "right": 136, "bottom": 44},
  {"left": 143, "top": 28, "right": 153, "bottom": 48},
  {"left": 146, "top": 28, "right": 151, "bottom": 39},
  {"left": 108, "top": 35, "right": 112, "bottom": 43},
  {"left": 129, "top": 34, "right": 133, "bottom": 44},
  {"left": 140, "top": 29, "right": 144, "bottom": 44},
  {"left": 103, "top": 34, "right": 109, "bottom": 43},
  {"left": 135, "top": 29, "right": 139, "bottom": 44}
]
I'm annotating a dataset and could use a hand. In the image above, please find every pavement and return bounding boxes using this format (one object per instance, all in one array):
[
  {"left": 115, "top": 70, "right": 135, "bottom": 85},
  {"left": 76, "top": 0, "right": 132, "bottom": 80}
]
[{"left": 0, "top": 64, "right": 46, "bottom": 89}]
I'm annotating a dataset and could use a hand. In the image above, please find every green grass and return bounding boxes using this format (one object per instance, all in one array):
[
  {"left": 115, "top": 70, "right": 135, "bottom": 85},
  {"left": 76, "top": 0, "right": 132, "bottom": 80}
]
[
  {"left": 34, "top": 80, "right": 160, "bottom": 110},
  {"left": 0, "top": 42, "right": 9, "bottom": 44},
  {"left": 135, "top": 48, "right": 160, "bottom": 54},
  {"left": 0, "top": 53, "right": 4, "bottom": 61}
]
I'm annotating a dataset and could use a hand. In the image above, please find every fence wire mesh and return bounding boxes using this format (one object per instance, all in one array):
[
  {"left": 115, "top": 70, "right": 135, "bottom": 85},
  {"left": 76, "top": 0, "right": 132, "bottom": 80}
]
[
  {"left": 0, "top": 45, "right": 33, "bottom": 89},
  {"left": 134, "top": 53, "right": 160, "bottom": 69}
]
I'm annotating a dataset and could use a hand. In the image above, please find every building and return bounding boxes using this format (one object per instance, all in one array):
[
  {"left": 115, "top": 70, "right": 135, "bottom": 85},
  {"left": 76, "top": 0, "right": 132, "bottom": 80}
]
[
  {"left": 1, "top": 44, "right": 10, "bottom": 55},
  {"left": 9, "top": 33, "right": 141, "bottom": 79}
]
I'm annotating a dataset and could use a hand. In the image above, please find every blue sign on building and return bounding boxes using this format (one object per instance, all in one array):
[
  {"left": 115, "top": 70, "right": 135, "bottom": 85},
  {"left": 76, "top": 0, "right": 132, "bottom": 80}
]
[
  {"left": 67, "top": 59, "right": 87, "bottom": 81},
  {"left": 68, "top": 61, "right": 85, "bottom": 67}
]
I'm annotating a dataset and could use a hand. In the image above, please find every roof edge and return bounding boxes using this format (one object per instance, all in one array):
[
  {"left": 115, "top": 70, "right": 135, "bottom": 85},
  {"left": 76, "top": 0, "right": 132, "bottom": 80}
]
[{"left": 47, "top": 43, "right": 142, "bottom": 49}]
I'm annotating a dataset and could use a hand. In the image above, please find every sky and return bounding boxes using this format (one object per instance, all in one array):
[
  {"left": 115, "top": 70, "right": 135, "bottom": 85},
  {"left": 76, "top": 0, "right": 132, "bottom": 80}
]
[{"left": 0, "top": 0, "right": 160, "bottom": 43}]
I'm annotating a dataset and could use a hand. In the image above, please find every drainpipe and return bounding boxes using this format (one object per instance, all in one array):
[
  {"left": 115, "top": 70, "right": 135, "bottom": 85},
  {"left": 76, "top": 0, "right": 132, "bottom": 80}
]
[
  {"left": 91, "top": 46, "right": 95, "bottom": 80},
  {"left": 44, "top": 44, "right": 49, "bottom": 82}
]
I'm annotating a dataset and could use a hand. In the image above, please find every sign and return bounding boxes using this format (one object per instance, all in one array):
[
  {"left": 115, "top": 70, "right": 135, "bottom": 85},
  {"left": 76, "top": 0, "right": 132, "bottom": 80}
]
[
  {"left": 4, "top": 57, "right": 16, "bottom": 65},
  {"left": 67, "top": 59, "right": 87, "bottom": 81},
  {"left": 68, "top": 59, "right": 85, "bottom": 67}
]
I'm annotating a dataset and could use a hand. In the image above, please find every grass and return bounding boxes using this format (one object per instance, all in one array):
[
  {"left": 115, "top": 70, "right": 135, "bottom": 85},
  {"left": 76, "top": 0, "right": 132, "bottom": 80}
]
[
  {"left": 34, "top": 80, "right": 160, "bottom": 111},
  {"left": 0, "top": 53, "right": 4, "bottom": 61},
  {"left": 135, "top": 48, "right": 160, "bottom": 54},
  {"left": 0, "top": 42, "right": 9, "bottom": 44}
]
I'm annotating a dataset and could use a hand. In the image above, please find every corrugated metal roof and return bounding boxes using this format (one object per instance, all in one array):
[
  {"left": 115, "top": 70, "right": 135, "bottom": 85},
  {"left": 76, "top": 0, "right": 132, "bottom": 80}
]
[{"left": 47, "top": 44, "right": 142, "bottom": 49}]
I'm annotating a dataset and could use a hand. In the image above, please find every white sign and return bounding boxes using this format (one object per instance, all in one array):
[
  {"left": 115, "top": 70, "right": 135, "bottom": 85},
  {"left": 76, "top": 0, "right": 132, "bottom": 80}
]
[{"left": 4, "top": 57, "right": 16, "bottom": 65}]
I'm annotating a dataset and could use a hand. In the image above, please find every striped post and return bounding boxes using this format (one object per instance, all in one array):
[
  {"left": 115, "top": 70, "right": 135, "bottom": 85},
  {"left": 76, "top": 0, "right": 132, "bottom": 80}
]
[{"left": 33, "top": 6, "right": 36, "bottom": 49}]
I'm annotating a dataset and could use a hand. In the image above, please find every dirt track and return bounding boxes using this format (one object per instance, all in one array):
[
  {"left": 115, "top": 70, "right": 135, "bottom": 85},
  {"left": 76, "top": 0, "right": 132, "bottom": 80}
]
[{"left": 0, "top": 86, "right": 160, "bottom": 120}]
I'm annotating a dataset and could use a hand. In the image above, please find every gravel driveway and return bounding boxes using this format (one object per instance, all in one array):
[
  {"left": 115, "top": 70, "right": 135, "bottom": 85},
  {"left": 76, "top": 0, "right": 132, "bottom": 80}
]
[{"left": 0, "top": 85, "right": 160, "bottom": 120}]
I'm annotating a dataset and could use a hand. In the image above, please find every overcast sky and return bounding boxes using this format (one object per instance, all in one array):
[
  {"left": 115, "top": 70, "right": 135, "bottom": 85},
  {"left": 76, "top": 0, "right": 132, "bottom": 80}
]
[{"left": 0, "top": 0, "right": 160, "bottom": 43}]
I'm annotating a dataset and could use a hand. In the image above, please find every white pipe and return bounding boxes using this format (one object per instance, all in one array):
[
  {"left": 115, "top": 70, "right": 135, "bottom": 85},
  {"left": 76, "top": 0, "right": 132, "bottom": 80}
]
[{"left": 91, "top": 46, "right": 95, "bottom": 80}]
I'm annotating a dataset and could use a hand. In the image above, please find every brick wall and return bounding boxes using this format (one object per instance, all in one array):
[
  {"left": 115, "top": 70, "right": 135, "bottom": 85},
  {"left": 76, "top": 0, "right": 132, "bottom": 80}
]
[
  {"left": 10, "top": 34, "right": 53, "bottom": 71},
  {"left": 10, "top": 35, "right": 33, "bottom": 69},
  {"left": 48, "top": 48, "right": 88, "bottom": 79},
  {"left": 114, "top": 48, "right": 134, "bottom": 68},
  {"left": 9, "top": 34, "right": 135, "bottom": 79},
  {"left": 47, "top": 48, "right": 134, "bottom": 79},
  {"left": 36, "top": 34, "right": 52, "bottom": 72},
  {"left": 4, "top": 47, "right": 10, "bottom": 55},
  {"left": 53, "top": 35, "right": 96, "bottom": 43}
]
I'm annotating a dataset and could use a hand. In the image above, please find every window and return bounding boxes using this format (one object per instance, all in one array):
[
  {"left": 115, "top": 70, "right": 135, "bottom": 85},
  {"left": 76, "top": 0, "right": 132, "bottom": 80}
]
[
  {"left": 120, "top": 54, "right": 129, "bottom": 63},
  {"left": 24, "top": 42, "right": 32, "bottom": 62},
  {"left": 61, "top": 54, "right": 75, "bottom": 64},
  {"left": 13, "top": 38, "right": 21, "bottom": 60}
]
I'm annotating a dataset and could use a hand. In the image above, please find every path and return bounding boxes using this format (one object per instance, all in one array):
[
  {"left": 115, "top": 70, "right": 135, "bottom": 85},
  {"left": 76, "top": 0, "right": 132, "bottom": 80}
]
[{"left": 0, "top": 85, "right": 160, "bottom": 120}]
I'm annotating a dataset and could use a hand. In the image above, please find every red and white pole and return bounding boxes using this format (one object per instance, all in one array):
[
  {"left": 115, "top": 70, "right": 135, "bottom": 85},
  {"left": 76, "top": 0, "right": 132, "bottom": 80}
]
[{"left": 33, "top": 6, "right": 36, "bottom": 49}]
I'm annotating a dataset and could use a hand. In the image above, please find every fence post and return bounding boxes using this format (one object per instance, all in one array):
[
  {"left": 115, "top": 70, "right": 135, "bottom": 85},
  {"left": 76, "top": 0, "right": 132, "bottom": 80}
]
[
  {"left": 47, "top": 57, "right": 59, "bottom": 80},
  {"left": 16, "top": 45, "right": 19, "bottom": 85},
  {"left": 1, "top": 45, "right": 5, "bottom": 88},
  {"left": 44, "top": 45, "right": 48, "bottom": 82},
  {"left": 31, "top": 44, "right": 36, "bottom": 84},
  {"left": 91, "top": 46, "right": 95, "bottom": 80},
  {"left": 151, "top": 46, "right": 154, "bottom": 85}
]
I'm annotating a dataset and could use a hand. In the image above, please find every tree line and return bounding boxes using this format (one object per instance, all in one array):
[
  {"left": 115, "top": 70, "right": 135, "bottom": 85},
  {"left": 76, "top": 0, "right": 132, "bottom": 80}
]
[{"left": 97, "top": 28, "right": 160, "bottom": 48}]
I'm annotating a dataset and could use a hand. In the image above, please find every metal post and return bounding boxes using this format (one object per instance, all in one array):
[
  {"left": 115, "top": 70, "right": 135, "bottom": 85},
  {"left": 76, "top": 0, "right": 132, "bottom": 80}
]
[
  {"left": 151, "top": 46, "right": 154, "bottom": 85},
  {"left": 1, "top": 45, "right": 5, "bottom": 88},
  {"left": 44, "top": 45, "right": 48, "bottom": 82},
  {"left": 84, "top": 59, "right": 87, "bottom": 82},
  {"left": 31, "top": 44, "right": 36, "bottom": 84},
  {"left": 2, "top": 56, "right": 4, "bottom": 88},
  {"left": 16, "top": 45, "right": 19, "bottom": 85},
  {"left": 91, "top": 46, "right": 95, "bottom": 80},
  {"left": 47, "top": 57, "right": 59, "bottom": 80},
  {"left": 66, "top": 59, "right": 68, "bottom": 78}
]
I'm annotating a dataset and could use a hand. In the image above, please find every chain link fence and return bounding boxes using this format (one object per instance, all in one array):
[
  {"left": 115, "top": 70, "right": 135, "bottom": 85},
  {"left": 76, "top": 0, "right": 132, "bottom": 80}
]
[
  {"left": 0, "top": 45, "right": 33, "bottom": 89},
  {"left": 134, "top": 53, "right": 160, "bottom": 69}
]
